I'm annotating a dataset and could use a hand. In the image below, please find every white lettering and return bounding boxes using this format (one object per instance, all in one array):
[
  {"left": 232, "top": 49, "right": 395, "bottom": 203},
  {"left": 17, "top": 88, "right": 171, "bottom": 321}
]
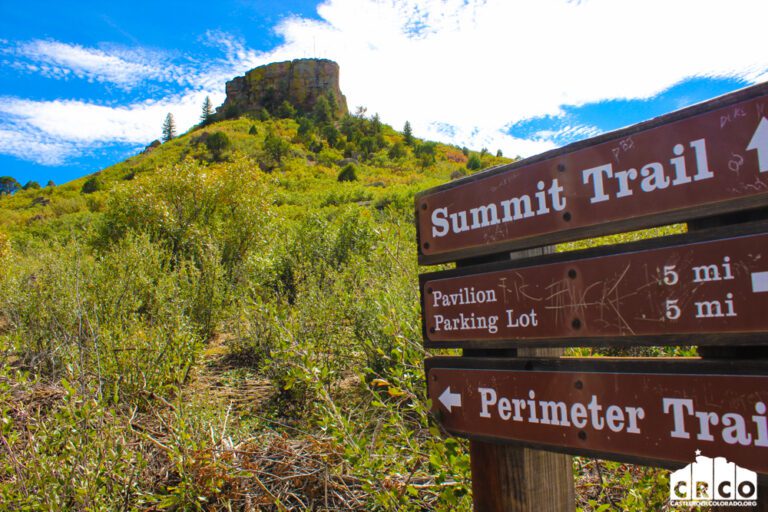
[
  {"left": 582, "top": 164, "right": 613, "bottom": 203},
  {"left": 479, "top": 387, "right": 497, "bottom": 418},
  {"left": 664, "top": 397, "right": 694, "bottom": 439},
  {"left": 431, "top": 207, "right": 449, "bottom": 238}
]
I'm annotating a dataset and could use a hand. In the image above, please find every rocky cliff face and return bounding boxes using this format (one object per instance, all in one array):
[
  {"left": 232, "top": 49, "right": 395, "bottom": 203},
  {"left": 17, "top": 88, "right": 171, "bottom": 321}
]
[{"left": 217, "top": 59, "right": 348, "bottom": 119}]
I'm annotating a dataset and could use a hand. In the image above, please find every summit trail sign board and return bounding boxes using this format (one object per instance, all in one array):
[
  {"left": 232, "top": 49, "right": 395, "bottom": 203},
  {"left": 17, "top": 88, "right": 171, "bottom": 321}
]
[{"left": 416, "top": 84, "right": 768, "bottom": 265}]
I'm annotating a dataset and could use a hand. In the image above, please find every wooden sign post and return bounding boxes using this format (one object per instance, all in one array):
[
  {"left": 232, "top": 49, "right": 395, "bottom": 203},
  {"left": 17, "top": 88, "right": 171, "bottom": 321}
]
[{"left": 416, "top": 83, "right": 768, "bottom": 511}]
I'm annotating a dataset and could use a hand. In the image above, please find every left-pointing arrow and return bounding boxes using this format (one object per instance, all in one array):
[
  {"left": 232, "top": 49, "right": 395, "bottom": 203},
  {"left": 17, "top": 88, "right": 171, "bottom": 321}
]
[{"left": 439, "top": 387, "right": 462, "bottom": 412}]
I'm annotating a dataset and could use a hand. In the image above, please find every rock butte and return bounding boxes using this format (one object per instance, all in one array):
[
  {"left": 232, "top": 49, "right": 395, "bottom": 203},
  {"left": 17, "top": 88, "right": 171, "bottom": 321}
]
[{"left": 217, "top": 58, "right": 349, "bottom": 119}]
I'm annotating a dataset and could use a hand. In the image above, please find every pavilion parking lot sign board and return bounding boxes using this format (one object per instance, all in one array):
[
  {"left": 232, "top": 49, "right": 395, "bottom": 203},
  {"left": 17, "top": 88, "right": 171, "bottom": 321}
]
[
  {"left": 426, "top": 358, "right": 768, "bottom": 475},
  {"left": 416, "top": 84, "right": 768, "bottom": 265},
  {"left": 420, "top": 230, "right": 768, "bottom": 348}
]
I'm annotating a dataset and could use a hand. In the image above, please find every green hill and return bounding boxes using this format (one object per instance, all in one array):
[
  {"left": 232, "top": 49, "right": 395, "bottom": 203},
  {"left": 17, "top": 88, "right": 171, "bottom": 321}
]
[
  {"left": 0, "top": 108, "right": 518, "bottom": 510},
  {"left": 0, "top": 96, "right": 684, "bottom": 510},
  {"left": 0, "top": 114, "right": 507, "bottom": 240}
]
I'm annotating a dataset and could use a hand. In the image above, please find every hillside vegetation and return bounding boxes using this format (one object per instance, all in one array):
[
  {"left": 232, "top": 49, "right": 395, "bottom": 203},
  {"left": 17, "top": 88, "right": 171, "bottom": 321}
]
[{"left": 0, "top": 108, "right": 682, "bottom": 510}]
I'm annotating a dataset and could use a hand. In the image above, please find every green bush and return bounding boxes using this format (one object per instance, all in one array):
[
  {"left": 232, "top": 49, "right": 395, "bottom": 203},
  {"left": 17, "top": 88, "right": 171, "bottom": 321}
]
[
  {"left": 81, "top": 175, "right": 104, "bottom": 194},
  {"left": 205, "top": 131, "right": 231, "bottom": 160},
  {"left": 1, "top": 234, "right": 204, "bottom": 396},
  {"left": 466, "top": 154, "right": 482, "bottom": 170},
  {"left": 337, "top": 163, "right": 358, "bottom": 182}
]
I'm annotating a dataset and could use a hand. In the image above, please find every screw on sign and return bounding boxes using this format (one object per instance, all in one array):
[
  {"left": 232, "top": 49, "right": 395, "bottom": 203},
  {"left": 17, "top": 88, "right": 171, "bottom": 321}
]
[{"left": 416, "top": 83, "right": 768, "bottom": 265}]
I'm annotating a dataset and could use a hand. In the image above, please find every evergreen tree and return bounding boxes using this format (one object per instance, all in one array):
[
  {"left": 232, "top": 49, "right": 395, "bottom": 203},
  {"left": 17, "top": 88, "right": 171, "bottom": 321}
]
[
  {"left": 370, "top": 113, "right": 382, "bottom": 134},
  {"left": 264, "top": 128, "right": 290, "bottom": 164},
  {"left": 322, "top": 124, "right": 340, "bottom": 147},
  {"left": 200, "top": 97, "right": 214, "bottom": 125},
  {"left": 46, "top": 180, "right": 56, "bottom": 188},
  {"left": 277, "top": 100, "right": 297, "bottom": 119},
  {"left": 0, "top": 176, "right": 20, "bottom": 195},
  {"left": 313, "top": 95, "right": 333, "bottom": 125},
  {"left": 403, "top": 121, "right": 414, "bottom": 146},
  {"left": 22, "top": 180, "right": 41, "bottom": 190},
  {"left": 162, "top": 113, "right": 176, "bottom": 142}
]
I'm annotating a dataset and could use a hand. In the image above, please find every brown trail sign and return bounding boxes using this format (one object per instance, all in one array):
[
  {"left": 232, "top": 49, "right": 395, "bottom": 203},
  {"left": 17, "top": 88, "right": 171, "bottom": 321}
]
[
  {"left": 426, "top": 357, "right": 768, "bottom": 475},
  {"left": 415, "top": 82, "right": 768, "bottom": 511},
  {"left": 421, "top": 229, "right": 768, "bottom": 348},
  {"left": 416, "top": 83, "right": 768, "bottom": 265}
]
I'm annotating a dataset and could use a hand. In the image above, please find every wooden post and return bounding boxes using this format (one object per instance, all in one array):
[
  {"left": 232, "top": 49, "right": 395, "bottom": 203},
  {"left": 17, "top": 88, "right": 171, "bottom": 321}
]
[
  {"left": 468, "top": 345, "right": 575, "bottom": 511},
  {"left": 461, "top": 248, "right": 575, "bottom": 511},
  {"left": 470, "top": 438, "right": 574, "bottom": 511}
]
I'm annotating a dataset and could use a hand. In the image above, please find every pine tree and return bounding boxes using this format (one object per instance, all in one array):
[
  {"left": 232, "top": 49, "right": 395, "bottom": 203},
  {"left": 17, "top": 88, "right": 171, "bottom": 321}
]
[
  {"left": 162, "top": 113, "right": 176, "bottom": 142},
  {"left": 313, "top": 95, "right": 333, "bottom": 125},
  {"left": 0, "top": 176, "right": 20, "bottom": 195},
  {"left": 403, "top": 121, "right": 414, "bottom": 146},
  {"left": 200, "top": 97, "right": 214, "bottom": 125}
]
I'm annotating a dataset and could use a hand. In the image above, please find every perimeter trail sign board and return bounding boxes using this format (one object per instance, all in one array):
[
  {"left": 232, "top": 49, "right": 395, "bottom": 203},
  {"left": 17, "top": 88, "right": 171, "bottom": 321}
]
[
  {"left": 426, "top": 357, "right": 768, "bottom": 475},
  {"left": 416, "top": 83, "right": 768, "bottom": 265},
  {"left": 420, "top": 228, "right": 768, "bottom": 348}
]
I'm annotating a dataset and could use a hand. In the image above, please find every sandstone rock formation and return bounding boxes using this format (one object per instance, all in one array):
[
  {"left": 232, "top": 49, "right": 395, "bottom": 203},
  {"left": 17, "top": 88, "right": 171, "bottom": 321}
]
[{"left": 217, "top": 59, "right": 348, "bottom": 119}]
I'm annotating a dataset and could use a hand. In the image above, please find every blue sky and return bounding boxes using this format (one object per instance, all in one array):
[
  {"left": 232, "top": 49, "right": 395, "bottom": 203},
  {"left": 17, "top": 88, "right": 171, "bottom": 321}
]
[{"left": 1, "top": 0, "right": 767, "bottom": 186}]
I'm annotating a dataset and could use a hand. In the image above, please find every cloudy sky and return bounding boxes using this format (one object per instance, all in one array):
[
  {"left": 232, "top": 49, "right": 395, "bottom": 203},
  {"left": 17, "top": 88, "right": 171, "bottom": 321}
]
[{"left": 1, "top": 0, "right": 767, "bottom": 185}]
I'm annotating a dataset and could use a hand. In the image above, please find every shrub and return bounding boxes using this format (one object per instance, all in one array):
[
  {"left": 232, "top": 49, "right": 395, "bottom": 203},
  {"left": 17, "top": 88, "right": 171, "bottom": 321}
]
[
  {"left": 414, "top": 142, "right": 437, "bottom": 169},
  {"left": 277, "top": 100, "right": 297, "bottom": 119},
  {"left": 98, "top": 160, "right": 272, "bottom": 287},
  {"left": 81, "top": 175, "right": 103, "bottom": 194},
  {"left": 337, "top": 163, "right": 358, "bottom": 182},
  {"left": 466, "top": 154, "right": 482, "bottom": 171},
  {"left": 263, "top": 128, "right": 291, "bottom": 167},
  {"left": 388, "top": 142, "right": 406, "bottom": 160},
  {"left": 0, "top": 231, "right": 8, "bottom": 261},
  {"left": 205, "top": 131, "right": 231, "bottom": 161}
]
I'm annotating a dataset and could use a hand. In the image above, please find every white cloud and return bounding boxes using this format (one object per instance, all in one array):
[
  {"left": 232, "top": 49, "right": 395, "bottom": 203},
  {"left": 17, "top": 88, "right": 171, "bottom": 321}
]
[
  {"left": 0, "top": 127, "right": 78, "bottom": 166},
  {"left": 0, "top": 89, "right": 224, "bottom": 165},
  {"left": 11, "top": 40, "right": 190, "bottom": 89},
  {"left": 257, "top": 0, "right": 768, "bottom": 156},
  {"left": 0, "top": 36, "right": 241, "bottom": 166},
  {"left": 2, "top": 0, "right": 767, "bottom": 167}
]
